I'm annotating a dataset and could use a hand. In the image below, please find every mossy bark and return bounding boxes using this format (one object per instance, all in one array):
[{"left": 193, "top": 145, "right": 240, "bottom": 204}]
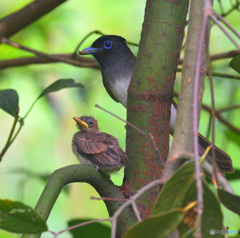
[{"left": 124, "top": 0, "right": 189, "bottom": 218}]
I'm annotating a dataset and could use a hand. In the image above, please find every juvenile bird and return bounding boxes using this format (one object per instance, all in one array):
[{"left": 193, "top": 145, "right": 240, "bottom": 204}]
[
  {"left": 79, "top": 35, "right": 233, "bottom": 173},
  {"left": 72, "top": 116, "right": 128, "bottom": 174}
]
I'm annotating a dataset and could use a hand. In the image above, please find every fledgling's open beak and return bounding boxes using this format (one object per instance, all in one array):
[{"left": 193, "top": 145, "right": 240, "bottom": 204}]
[
  {"left": 73, "top": 117, "right": 88, "bottom": 128},
  {"left": 79, "top": 46, "right": 102, "bottom": 55}
]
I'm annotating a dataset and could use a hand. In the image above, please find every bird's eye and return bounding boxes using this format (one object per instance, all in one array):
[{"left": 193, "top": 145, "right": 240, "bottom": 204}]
[
  {"left": 103, "top": 41, "right": 112, "bottom": 49},
  {"left": 88, "top": 121, "right": 94, "bottom": 125}
]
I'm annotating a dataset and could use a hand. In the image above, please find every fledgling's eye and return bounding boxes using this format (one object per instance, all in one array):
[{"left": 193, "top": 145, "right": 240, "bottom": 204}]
[
  {"left": 103, "top": 41, "right": 112, "bottom": 49},
  {"left": 88, "top": 121, "right": 94, "bottom": 125}
]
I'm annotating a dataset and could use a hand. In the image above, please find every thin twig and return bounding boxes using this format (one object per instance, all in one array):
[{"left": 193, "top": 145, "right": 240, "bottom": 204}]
[
  {"left": 214, "top": 10, "right": 240, "bottom": 39},
  {"left": 131, "top": 200, "right": 142, "bottom": 222},
  {"left": 202, "top": 104, "right": 240, "bottom": 134},
  {"left": 0, "top": 54, "right": 99, "bottom": 69},
  {"left": 0, "top": 113, "right": 19, "bottom": 161},
  {"left": 74, "top": 30, "right": 103, "bottom": 54},
  {"left": 210, "top": 50, "right": 240, "bottom": 61},
  {"left": 222, "top": 0, "right": 239, "bottom": 17},
  {"left": 210, "top": 15, "right": 240, "bottom": 50},
  {"left": 210, "top": 72, "right": 240, "bottom": 81},
  {"left": 176, "top": 68, "right": 240, "bottom": 80},
  {"left": 95, "top": 104, "right": 164, "bottom": 167},
  {"left": 91, "top": 195, "right": 142, "bottom": 222},
  {"left": 49, "top": 218, "right": 111, "bottom": 238},
  {"left": 0, "top": 37, "right": 92, "bottom": 66},
  {"left": 179, "top": 50, "right": 240, "bottom": 64},
  {"left": 206, "top": 114, "right": 212, "bottom": 139},
  {"left": 174, "top": 92, "right": 240, "bottom": 134},
  {"left": 50, "top": 178, "right": 164, "bottom": 238},
  {"left": 192, "top": 1, "right": 211, "bottom": 236},
  {"left": 90, "top": 196, "right": 128, "bottom": 202},
  {"left": 110, "top": 178, "right": 165, "bottom": 238},
  {"left": 206, "top": 45, "right": 218, "bottom": 187},
  {"left": 217, "top": 0, "right": 224, "bottom": 15},
  {"left": 218, "top": 104, "right": 240, "bottom": 113},
  {"left": 200, "top": 144, "right": 213, "bottom": 163}
]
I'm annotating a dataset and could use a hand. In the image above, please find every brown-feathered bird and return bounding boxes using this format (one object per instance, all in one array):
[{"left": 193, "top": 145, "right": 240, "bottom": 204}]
[{"left": 72, "top": 116, "right": 128, "bottom": 174}]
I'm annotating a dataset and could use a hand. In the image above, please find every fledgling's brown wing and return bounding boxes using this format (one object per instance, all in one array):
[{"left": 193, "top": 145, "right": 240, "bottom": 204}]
[
  {"left": 74, "top": 132, "right": 126, "bottom": 169},
  {"left": 76, "top": 136, "right": 108, "bottom": 155}
]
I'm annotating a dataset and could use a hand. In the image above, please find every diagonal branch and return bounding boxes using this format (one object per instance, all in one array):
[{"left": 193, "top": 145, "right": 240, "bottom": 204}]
[
  {"left": 174, "top": 92, "right": 240, "bottom": 134},
  {"left": 0, "top": 54, "right": 99, "bottom": 69},
  {"left": 179, "top": 50, "right": 240, "bottom": 64},
  {"left": 0, "top": 0, "right": 67, "bottom": 38}
]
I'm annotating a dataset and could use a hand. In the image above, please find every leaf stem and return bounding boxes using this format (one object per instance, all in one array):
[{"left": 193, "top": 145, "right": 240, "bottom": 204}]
[
  {"left": 0, "top": 113, "right": 19, "bottom": 161},
  {"left": 23, "top": 98, "right": 38, "bottom": 120}
]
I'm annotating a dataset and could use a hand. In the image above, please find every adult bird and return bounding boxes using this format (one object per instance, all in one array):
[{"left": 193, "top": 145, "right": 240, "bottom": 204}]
[
  {"left": 79, "top": 35, "right": 233, "bottom": 173},
  {"left": 72, "top": 116, "right": 128, "bottom": 174}
]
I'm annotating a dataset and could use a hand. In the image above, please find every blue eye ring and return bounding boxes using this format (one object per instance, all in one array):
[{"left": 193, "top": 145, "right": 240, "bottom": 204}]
[{"left": 103, "top": 41, "right": 112, "bottom": 49}]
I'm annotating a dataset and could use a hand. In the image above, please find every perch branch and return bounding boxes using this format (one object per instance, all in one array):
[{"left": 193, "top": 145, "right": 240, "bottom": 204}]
[{"left": 21, "top": 164, "right": 135, "bottom": 238}]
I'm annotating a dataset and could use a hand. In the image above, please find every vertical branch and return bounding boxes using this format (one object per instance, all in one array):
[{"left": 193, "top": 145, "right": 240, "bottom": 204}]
[
  {"left": 206, "top": 46, "right": 218, "bottom": 187},
  {"left": 167, "top": 0, "right": 213, "bottom": 237},
  {"left": 192, "top": 4, "right": 209, "bottom": 237},
  {"left": 124, "top": 0, "right": 189, "bottom": 218}
]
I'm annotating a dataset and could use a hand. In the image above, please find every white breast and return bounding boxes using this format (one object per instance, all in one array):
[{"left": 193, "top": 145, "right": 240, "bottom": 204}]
[{"left": 111, "top": 79, "right": 129, "bottom": 107}]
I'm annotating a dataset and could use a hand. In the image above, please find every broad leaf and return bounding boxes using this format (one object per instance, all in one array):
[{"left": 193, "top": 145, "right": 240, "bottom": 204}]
[
  {"left": 0, "top": 89, "right": 19, "bottom": 117},
  {"left": 152, "top": 161, "right": 195, "bottom": 214},
  {"left": 124, "top": 209, "right": 184, "bottom": 238},
  {"left": 0, "top": 199, "right": 47, "bottom": 234},
  {"left": 229, "top": 55, "right": 240, "bottom": 74},
  {"left": 218, "top": 189, "right": 240, "bottom": 215},
  {"left": 68, "top": 219, "right": 111, "bottom": 238},
  {"left": 38, "top": 79, "right": 83, "bottom": 99},
  {"left": 179, "top": 181, "right": 223, "bottom": 238}
]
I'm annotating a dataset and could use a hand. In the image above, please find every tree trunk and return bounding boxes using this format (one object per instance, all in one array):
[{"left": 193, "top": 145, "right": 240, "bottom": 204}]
[{"left": 123, "top": 0, "right": 189, "bottom": 218}]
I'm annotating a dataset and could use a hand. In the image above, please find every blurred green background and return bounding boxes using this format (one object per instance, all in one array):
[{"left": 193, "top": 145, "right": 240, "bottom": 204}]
[{"left": 0, "top": 1, "right": 239, "bottom": 237}]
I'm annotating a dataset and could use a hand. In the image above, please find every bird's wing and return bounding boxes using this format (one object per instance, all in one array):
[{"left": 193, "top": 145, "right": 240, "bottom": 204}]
[
  {"left": 198, "top": 133, "right": 234, "bottom": 173},
  {"left": 75, "top": 136, "right": 123, "bottom": 168},
  {"left": 76, "top": 137, "right": 108, "bottom": 154},
  {"left": 89, "top": 148, "right": 122, "bottom": 168}
]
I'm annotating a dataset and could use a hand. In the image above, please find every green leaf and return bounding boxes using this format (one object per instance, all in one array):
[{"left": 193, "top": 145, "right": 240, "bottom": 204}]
[
  {"left": 68, "top": 219, "right": 111, "bottom": 238},
  {"left": 180, "top": 181, "right": 223, "bottom": 238},
  {"left": 152, "top": 161, "right": 195, "bottom": 215},
  {"left": 38, "top": 79, "right": 83, "bottom": 99},
  {"left": 0, "top": 199, "right": 47, "bottom": 234},
  {"left": 124, "top": 209, "right": 184, "bottom": 238},
  {"left": 226, "top": 169, "right": 240, "bottom": 181},
  {"left": 218, "top": 189, "right": 240, "bottom": 215},
  {"left": 229, "top": 55, "right": 240, "bottom": 74},
  {"left": 0, "top": 89, "right": 19, "bottom": 117}
]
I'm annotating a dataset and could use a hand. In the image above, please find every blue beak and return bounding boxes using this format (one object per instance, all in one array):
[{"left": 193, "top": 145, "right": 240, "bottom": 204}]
[{"left": 79, "top": 46, "right": 102, "bottom": 55}]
